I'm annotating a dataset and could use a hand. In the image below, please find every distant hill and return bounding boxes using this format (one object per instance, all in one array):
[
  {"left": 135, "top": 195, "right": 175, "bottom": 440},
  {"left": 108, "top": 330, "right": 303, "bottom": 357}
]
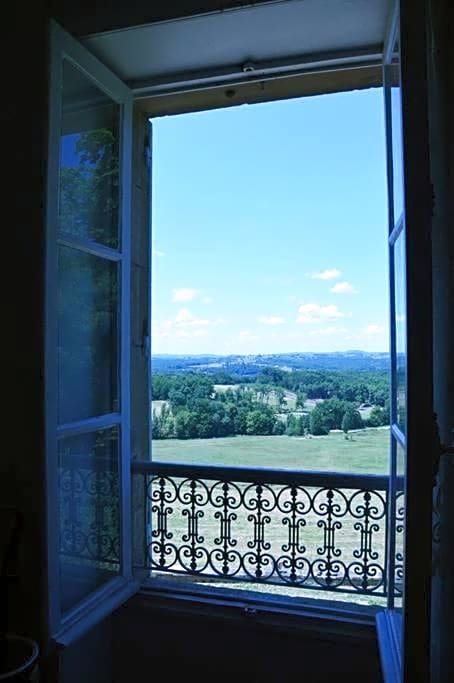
[{"left": 152, "top": 351, "right": 389, "bottom": 375}]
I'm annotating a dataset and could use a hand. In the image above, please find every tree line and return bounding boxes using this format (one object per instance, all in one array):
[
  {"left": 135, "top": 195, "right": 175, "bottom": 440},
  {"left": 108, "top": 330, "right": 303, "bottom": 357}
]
[{"left": 151, "top": 371, "right": 389, "bottom": 440}]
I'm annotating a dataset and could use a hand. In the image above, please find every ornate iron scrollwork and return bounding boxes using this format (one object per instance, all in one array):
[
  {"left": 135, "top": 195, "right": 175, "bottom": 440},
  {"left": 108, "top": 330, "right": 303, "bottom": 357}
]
[{"left": 135, "top": 466, "right": 394, "bottom": 597}]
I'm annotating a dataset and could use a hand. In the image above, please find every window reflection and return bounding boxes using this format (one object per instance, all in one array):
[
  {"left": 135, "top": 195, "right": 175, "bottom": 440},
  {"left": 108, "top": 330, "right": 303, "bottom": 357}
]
[
  {"left": 394, "top": 230, "right": 406, "bottom": 434},
  {"left": 59, "top": 59, "right": 120, "bottom": 248},
  {"left": 58, "top": 427, "right": 120, "bottom": 613},
  {"left": 58, "top": 246, "right": 118, "bottom": 424},
  {"left": 390, "top": 61, "right": 404, "bottom": 224}
]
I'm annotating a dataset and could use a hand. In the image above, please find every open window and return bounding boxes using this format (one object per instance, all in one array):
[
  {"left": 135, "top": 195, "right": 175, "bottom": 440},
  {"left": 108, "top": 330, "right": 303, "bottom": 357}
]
[
  {"left": 45, "top": 21, "right": 143, "bottom": 644},
  {"left": 377, "top": 1, "right": 434, "bottom": 681},
  {"left": 45, "top": 3, "right": 435, "bottom": 679}
]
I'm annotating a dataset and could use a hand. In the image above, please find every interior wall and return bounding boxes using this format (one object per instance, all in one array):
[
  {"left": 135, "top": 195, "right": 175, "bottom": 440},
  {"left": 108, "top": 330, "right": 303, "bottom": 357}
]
[
  {"left": 50, "top": 0, "right": 278, "bottom": 37},
  {"left": 111, "top": 595, "right": 382, "bottom": 682},
  {"left": 429, "top": 1, "right": 454, "bottom": 682},
  {"left": 4, "top": 2, "right": 48, "bottom": 649},
  {"left": 60, "top": 619, "right": 113, "bottom": 683}
]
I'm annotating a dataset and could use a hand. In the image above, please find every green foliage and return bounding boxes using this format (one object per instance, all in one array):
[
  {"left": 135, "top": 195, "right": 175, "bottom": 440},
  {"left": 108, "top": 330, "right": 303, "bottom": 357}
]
[
  {"left": 272, "top": 420, "right": 286, "bottom": 435},
  {"left": 151, "top": 404, "right": 174, "bottom": 439},
  {"left": 257, "top": 368, "right": 389, "bottom": 406},
  {"left": 151, "top": 374, "right": 282, "bottom": 439},
  {"left": 285, "top": 414, "right": 307, "bottom": 436},
  {"left": 341, "top": 407, "right": 363, "bottom": 435},
  {"left": 246, "top": 408, "right": 276, "bottom": 435},
  {"left": 296, "top": 391, "right": 307, "bottom": 409},
  {"left": 60, "top": 129, "right": 119, "bottom": 246},
  {"left": 58, "top": 129, "right": 121, "bottom": 421},
  {"left": 151, "top": 368, "right": 387, "bottom": 440},
  {"left": 303, "top": 399, "right": 365, "bottom": 436},
  {"left": 309, "top": 409, "right": 330, "bottom": 436},
  {"left": 174, "top": 410, "right": 199, "bottom": 439},
  {"left": 366, "top": 404, "right": 390, "bottom": 427}
]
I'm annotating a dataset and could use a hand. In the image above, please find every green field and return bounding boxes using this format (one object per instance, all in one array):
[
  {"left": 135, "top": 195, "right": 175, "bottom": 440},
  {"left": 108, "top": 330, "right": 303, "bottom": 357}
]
[{"left": 152, "top": 427, "right": 390, "bottom": 473}]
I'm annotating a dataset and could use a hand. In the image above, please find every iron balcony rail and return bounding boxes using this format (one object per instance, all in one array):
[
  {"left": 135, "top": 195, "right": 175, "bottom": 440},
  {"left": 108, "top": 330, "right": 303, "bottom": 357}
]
[{"left": 132, "top": 461, "right": 404, "bottom": 599}]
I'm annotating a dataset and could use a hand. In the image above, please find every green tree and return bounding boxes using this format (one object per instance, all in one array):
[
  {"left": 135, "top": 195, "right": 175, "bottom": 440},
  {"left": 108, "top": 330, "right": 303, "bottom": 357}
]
[
  {"left": 286, "top": 414, "right": 297, "bottom": 436},
  {"left": 273, "top": 420, "right": 286, "bottom": 435},
  {"left": 286, "top": 414, "right": 307, "bottom": 436},
  {"left": 341, "top": 407, "right": 363, "bottom": 439},
  {"left": 274, "top": 387, "right": 286, "bottom": 409},
  {"left": 60, "top": 129, "right": 119, "bottom": 246},
  {"left": 246, "top": 409, "right": 275, "bottom": 435},
  {"left": 318, "top": 398, "right": 349, "bottom": 430},
  {"left": 174, "top": 410, "right": 199, "bottom": 439},
  {"left": 296, "top": 391, "right": 307, "bottom": 409},
  {"left": 309, "top": 408, "right": 329, "bottom": 436},
  {"left": 368, "top": 405, "right": 389, "bottom": 427}
]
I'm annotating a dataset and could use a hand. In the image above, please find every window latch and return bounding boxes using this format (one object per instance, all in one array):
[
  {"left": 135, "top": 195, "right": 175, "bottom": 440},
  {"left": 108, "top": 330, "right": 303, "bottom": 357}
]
[
  {"left": 141, "top": 319, "right": 150, "bottom": 359},
  {"left": 432, "top": 412, "right": 454, "bottom": 484}
]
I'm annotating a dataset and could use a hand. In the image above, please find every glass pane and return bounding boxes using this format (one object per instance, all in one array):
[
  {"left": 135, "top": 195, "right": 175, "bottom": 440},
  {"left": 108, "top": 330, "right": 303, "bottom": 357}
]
[
  {"left": 58, "top": 245, "right": 118, "bottom": 424},
  {"left": 58, "top": 427, "right": 120, "bottom": 614},
  {"left": 394, "top": 440, "right": 405, "bottom": 605},
  {"left": 390, "top": 61, "right": 404, "bottom": 223},
  {"left": 393, "top": 231, "right": 407, "bottom": 434},
  {"left": 59, "top": 60, "right": 120, "bottom": 248}
]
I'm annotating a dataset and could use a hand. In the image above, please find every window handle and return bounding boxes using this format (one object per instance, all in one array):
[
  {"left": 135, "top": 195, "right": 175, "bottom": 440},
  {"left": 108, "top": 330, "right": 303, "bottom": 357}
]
[
  {"left": 141, "top": 320, "right": 150, "bottom": 359},
  {"left": 432, "top": 413, "right": 454, "bottom": 484}
]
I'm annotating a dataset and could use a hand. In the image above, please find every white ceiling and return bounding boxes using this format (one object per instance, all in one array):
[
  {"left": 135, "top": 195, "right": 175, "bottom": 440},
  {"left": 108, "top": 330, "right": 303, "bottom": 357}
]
[{"left": 82, "top": 0, "right": 391, "bottom": 90}]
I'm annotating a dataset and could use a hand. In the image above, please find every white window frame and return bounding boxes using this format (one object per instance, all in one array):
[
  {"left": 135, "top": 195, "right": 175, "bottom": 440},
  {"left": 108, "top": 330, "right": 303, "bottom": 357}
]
[{"left": 45, "top": 20, "right": 138, "bottom": 645}]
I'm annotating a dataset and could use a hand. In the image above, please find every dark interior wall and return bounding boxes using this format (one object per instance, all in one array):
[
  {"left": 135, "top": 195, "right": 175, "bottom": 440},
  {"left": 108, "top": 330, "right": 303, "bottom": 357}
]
[
  {"left": 429, "top": 2, "right": 454, "bottom": 682},
  {"left": 111, "top": 595, "right": 382, "bottom": 683},
  {"left": 60, "top": 619, "right": 113, "bottom": 683},
  {"left": 4, "top": 3, "right": 49, "bottom": 647},
  {"left": 50, "top": 0, "right": 277, "bottom": 37}
]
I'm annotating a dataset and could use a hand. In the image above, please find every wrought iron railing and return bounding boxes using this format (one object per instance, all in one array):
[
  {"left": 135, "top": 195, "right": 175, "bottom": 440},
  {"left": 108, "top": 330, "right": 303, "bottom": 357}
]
[
  {"left": 57, "top": 455, "right": 404, "bottom": 600},
  {"left": 132, "top": 462, "right": 405, "bottom": 599},
  {"left": 59, "top": 453, "right": 120, "bottom": 569}
]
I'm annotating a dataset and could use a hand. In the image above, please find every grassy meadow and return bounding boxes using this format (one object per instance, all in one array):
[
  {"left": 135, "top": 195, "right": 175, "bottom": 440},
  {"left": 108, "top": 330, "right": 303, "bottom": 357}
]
[{"left": 152, "top": 427, "right": 390, "bottom": 474}]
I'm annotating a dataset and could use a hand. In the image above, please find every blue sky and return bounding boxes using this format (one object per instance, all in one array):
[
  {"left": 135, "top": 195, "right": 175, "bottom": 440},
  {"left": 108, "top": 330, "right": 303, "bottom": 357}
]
[{"left": 151, "top": 88, "right": 389, "bottom": 355}]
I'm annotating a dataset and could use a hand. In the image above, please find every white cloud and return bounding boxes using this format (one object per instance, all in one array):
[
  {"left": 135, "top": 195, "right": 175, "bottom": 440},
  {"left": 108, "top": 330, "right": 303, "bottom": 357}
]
[
  {"left": 174, "top": 308, "right": 225, "bottom": 328},
  {"left": 175, "top": 329, "right": 209, "bottom": 339},
  {"left": 296, "top": 303, "right": 346, "bottom": 324},
  {"left": 330, "top": 281, "right": 357, "bottom": 294},
  {"left": 258, "top": 315, "right": 286, "bottom": 325},
  {"left": 153, "top": 308, "right": 225, "bottom": 341},
  {"left": 365, "top": 323, "right": 385, "bottom": 335},
  {"left": 239, "top": 330, "right": 259, "bottom": 340},
  {"left": 202, "top": 296, "right": 213, "bottom": 304},
  {"left": 172, "top": 288, "right": 198, "bottom": 303},
  {"left": 152, "top": 248, "right": 165, "bottom": 257},
  {"left": 308, "top": 268, "right": 341, "bottom": 281},
  {"left": 175, "top": 308, "right": 202, "bottom": 324},
  {"left": 309, "top": 326, "right": 348, "bottom": 336}
]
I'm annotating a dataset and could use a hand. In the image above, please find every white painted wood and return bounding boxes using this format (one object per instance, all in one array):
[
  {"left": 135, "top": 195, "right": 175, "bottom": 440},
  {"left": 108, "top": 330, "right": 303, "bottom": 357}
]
[
  {"left": 45, "top": 19, "right": 137, "bottom": 643},
  {"left": 45, "top": 20, "right": 64, "bottom": 637},
  {"left": 383, "top": 0, "right": 400, "bottom": 65},
  {"left": 378, "top": 2, "right": 435, "bottom": 680},
  {"left": 376, "top": 610, "right": 402, "bottom": 682},
  {"left": 82, "top": 0, "right": 388, "bottom": 85},
  {"left": 55, "top": 578, "right": 140, "bottom": 647}
]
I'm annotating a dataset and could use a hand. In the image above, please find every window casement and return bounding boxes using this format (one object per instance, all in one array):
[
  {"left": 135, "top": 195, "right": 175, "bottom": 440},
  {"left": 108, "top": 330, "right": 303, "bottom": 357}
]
[
  {"left": 45, "top": 2, "right": 434, "bottom": 679},
  {"left": 45, "top": 22, "right": 140, "bottom": 644}
]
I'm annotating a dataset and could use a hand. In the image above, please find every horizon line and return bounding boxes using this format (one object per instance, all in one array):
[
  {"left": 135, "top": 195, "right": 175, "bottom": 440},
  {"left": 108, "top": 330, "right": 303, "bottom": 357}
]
[{"left": 152, "top": 350, "right": 390, "bottom": 357}]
